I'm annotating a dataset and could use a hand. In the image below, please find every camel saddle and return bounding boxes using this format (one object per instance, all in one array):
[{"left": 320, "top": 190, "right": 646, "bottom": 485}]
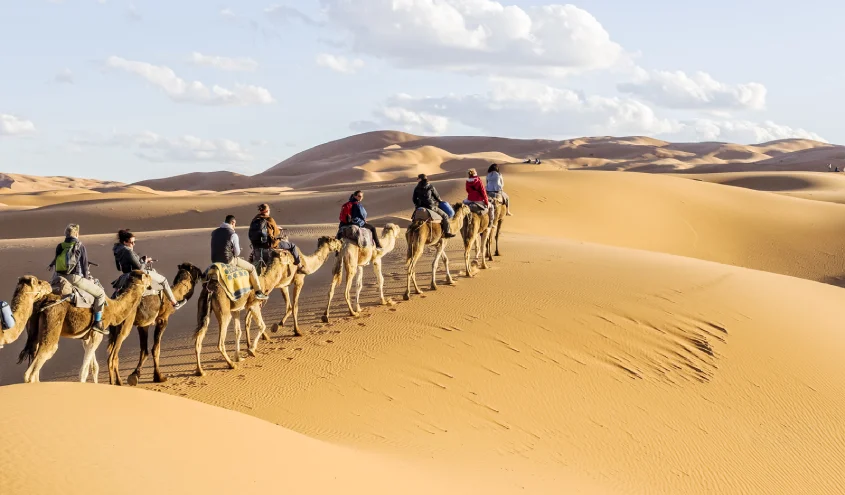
[
  {"left": 411, "top": 207, "right": 443, "bottom": 223},
  {"left": 50, "top": 274, "right": 101, "bottom": 309},
  {"left": 110, "top": 270, "right": 164, "bottom": 299},
  {"left": 338, "top": 225, "right": 373, "bottom": 249},
  {"left": 204, "top": 263, "right": 253, "bottom": 301},
  {"left": 465, "top": 201, "right": 489, "bottom": 215},
  {"left": 487, "top": 191, "right": 504, "bottom": 205}
]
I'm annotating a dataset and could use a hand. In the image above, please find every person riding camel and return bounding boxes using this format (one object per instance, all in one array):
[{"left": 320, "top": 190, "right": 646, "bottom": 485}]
[
  {"left": 486, "top": 163, "right": 513, "bottom": 216},
  {"left": 413, "top": 174, "right": 455, "bottom": 238},
  {"left": 464, "top": 168, "right": 495, "bottom": 224},
  {"left": 112, "top": 229, "right": 186, "bottom": 310},
  {"left": 48, "top": 223, "right": 108, "bottom": 334},
  {"left": 211, "top": 215, "right": 269, "bottom": 300},
  {"left": 338, "top": 190, "right": 382, "bottom": 249},
  {"left": 249, "top": 203, "right": 303, "bottom": 270}
]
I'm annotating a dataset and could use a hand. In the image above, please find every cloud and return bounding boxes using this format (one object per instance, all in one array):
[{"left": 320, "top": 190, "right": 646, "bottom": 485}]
[
  {"left": 73, "top": 131, "right": 254, "bottom": 163},
  {"left": 316, "top": 53, "right": 364, "bottom": 74},
  {"left": 105, "top": 56, "right": 275, "bottom": 106},
  {"left": 320, "top": 0, "right": 626, "bottom": 76},
  {"left": 54, "top": 68, "right": 74, "bottom": 84},
  {"left": 618, "top": 69, "right": 767, "bottom": 111},
  {"left": 0, "top": 114, "right": 37, "bottom": 137},
  {"left": 189, "top": 52, "right": 259, "bottom": 72},
  {"left": 360, "top": 79, "right": 822, "bottom": 144},
  {"left": 265, "top": 4, "right": 323, "bottom": 26},
  {"left": 220, "top": 8, "right": 237, "bottom": 21}
]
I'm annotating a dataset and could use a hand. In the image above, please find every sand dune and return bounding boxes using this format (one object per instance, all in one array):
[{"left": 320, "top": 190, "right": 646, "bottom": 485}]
[{"left": 0, "top": 172, "right": 123, "bottom": 193}]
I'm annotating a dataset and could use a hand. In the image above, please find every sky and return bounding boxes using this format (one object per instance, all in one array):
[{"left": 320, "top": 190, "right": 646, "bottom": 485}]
[{"left": 0, "top": 0, "right": 841, "bottom": 183}]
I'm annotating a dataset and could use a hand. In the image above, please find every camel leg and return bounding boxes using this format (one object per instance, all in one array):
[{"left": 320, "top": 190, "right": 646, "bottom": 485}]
[
  {"left": 127, "top": 325, "right": 149, "bottom": 386},
  {"left": 353, "top": 265, "right": 364, "bottom": 314},
  {"left": 374, "top": 258, "right": 392, "bottom": 306},
  {"left": 233, "top": 311, "right": 243, "bottom": 363},
  {"left": 247, "top": 304, "right": 268, "bottom": 357},
  {"left": 270, "top": 286, "right": 291, "bottom": 333},
  {"left": 80, "top": 331, "right": 103, "bottom": 383},
  {"left": 479, "top": 230, "right": 490, "bottom": 269},
  {"left": 152, "top": 320, "right": 168, "bottom": 383},
  {"left": 322, "top": 259, "right": 343, "bottom": 323},
  {"left": 464, "top": 237, "right": 475, "bottom": 278},
  {"left": 25, "top": 337, "right": 59, "bottom": 384},
  {"left": 442, "top": 247, "right": 455, "bottom": 286},
  {"left": 290, "top": 276, "right": 304, "bottom": 336},
  {"left": 495, "top": 220, "right": 503, "bottom": 256},
  {"left": 343, "top": 261, "right": 360, "bottom": 317},
  {"left": 108, "top": 318, "right": 136, "bottom": 386},
  {"left": 217, "top": 312, "right": 237, "bottom": 370},
  {"left": 431, "top": 246, "right": 445, "bottom": 290}
]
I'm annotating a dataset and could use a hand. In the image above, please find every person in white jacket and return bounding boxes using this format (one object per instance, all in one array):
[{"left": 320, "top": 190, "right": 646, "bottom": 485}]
[{"left": 485, "top": 163, "right": 513, "bottom": 216}]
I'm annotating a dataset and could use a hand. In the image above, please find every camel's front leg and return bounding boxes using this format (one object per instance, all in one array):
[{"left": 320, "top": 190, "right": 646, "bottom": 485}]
[
  {"left": 373, "top": 258, "right": 392, "bottom": 306},
  {"left": 442, "top": 247, "right": 455, "bottom": 286},
  {"left": 247, "top": 304, "right": 268, "bottom": 357},
  {"left": 277, "top": 286, "right": 292, "bottom": 328},
  {"left": 217, "top": 312, "right": 236, "bottom": 370},
  {"left": 233, "top": 310, "right": 243, "bottom": 363},
  {"left": 152, "top": 320, "right": 169, "bottom": 383},
  {"left": 354, "top": 265, "right": 364, "bottom": 314},
  {"left": 478, "top": 230, "right": 490, "bottom": 269},
  {"left": 290, "top": 276, "right": 305, "bottom": 336},
  {"left": 108, "top": 317, "right": 136, "bottom": 386},
  {"left": 80, "top": 331, "right": 103, "bottom": 383},
  {"left": 344, "top": 262, "right": 360, "bottom": 317},
  {"left": 322, "top": 260, "right": 343, "bottom": 323},
  {"left": 194, "top": 314, "right": 210, "bottom": 377},
  {"left": 127, "top": 324, "right": 149, "bottom": 386}
]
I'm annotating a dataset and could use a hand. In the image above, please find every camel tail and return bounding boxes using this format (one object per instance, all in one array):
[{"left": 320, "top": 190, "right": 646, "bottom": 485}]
[
  {"left": 17, "top": 303, "right": 42, "bottom": 365},
  {"left": 194, "top": 284, "right": 212, "bottom": 338}
]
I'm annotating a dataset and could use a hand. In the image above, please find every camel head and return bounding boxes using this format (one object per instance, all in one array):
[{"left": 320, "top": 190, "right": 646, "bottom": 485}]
[
  {"left": 174, "top": 262, "right": 204, "bottom": 299},
  {"left": 125, "top": 270, "right": 153, "bottom": 292},
  {"left": 453, "top": 202, "right": 471, "bottom": 219},
  {"left": 14, "top": 276, "right": 53, "bottom": 302},
  {"left": 317, "top": 236, "right": 344, "bottom": 253},
  {"left": 381, "top": 223, "right": 401, "bottom": 239}
]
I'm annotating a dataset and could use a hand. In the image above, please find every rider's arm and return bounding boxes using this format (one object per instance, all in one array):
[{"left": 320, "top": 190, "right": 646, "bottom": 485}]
[
  {"left": 79, "top": 244, "right": 90, "bottom": 278},
  {"left": 231, "top": 232, "right": 241, "bottom": 258}
]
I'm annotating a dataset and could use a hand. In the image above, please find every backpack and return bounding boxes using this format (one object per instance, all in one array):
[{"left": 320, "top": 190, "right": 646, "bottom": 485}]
[
  {"left": 339, "top": 201, "right": 354, "bottom": 224},
  {"left": 248, "top": 217, "right": 270, "bottom": 248},
  {"left": 55, "top": 240, "right": 80, "bottom": 275}
]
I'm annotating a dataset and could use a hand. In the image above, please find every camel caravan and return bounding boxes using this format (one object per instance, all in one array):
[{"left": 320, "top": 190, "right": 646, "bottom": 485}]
[{"left": 0, "top": 165, "right": 513, "bottom": 386}]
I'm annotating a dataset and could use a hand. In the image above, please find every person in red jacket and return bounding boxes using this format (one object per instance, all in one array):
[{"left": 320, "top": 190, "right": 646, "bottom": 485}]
[{"left": 463, "top": 168, "right": 494, "bottom": 225}]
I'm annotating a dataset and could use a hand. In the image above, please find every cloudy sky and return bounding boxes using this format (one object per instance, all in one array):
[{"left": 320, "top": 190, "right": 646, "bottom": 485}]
[{"left": 0, "top": 0, "right": 839, "bottom": 182}]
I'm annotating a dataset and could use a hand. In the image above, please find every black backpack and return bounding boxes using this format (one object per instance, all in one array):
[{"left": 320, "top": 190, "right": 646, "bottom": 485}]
[{"left": 249, "top": 217, "right": 270, "bottom": 248}]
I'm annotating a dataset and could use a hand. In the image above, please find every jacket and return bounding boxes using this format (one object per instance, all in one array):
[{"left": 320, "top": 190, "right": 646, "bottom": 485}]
[
  {"left": 52, "top": 236, "right": 90, "bottom": 278},
  {"left": 466, "top": 177, "right": 489, "bottom": 204},
  {"left": 413, "top": 181, "right": 442, "bottom": 209},
  {"left": 112, "top": 243, "right": 144, "bottom": 274},
  {"left": 349, "top": 199, "right": 367, "bottom": 227},
  {"left": 486, "top": 171, "right": 503, "bottom": 192},
  {"left": 252, "top": 214, "right": 281, "bottom": 249},
  {"left": 211, "top": 223, "right": 240, "bottom": 264}
]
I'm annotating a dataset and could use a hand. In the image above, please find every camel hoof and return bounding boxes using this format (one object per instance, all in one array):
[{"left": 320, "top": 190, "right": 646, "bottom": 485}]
[
  {"left": 127, "top": 373, "right": 139, "bottom": 387},
  {"left": 260, "top": 332, "right": 270, "bottom": 341},
  {"left": 403, "top": 293, "right": 411, "bottom": 301},
  {"left": 430, "top": 285, "right": 438, "bottom": 291},
  {"left": 235, "top": 354, "right": 242, "bottom": 363},
  {"left": 228, "top": 363, "right": 238, "bottom": 370},
  {"left": 355, "top": 306, "right": 362, "bottom": 313},
  {"left": 248, "top": 349, "right": 257, "bottom": 358},
  {"left": 293, "top": 330, "right": 302, "bottom": 337},
  {"left": 382, "top": 299, "right": 395, "bottom": 306},
  {"left": 321, "top": 314, "right": 329, "bottom": 323},
  {"left": 195, "top": 369, "right": 205, "bottom": 377},
  {"left": 271, "top": 323, "right": 280, "bottom": 333},
  {"left": 447, "top": 280, "right": 457, "bottom": 286},
  {"left": 154, "top": 374, "right": 168, "bottom": 383}
]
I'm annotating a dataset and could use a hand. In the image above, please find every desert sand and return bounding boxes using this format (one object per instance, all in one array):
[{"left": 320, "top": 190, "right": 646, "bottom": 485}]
[{"left": 1, "top": 131, "right": 845, "bottom": 494}]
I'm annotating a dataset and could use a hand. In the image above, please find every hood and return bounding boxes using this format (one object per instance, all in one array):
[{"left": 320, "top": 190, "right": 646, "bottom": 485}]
[{"left": 112, "top": 243, "right": 127, "bottom": 256}]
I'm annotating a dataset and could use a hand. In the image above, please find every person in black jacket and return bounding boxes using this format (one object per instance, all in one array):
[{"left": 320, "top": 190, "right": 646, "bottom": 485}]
[
  {"left": 113, "top": 229, "right": 185, "bottom": 309},
  {"left": 412, "top": 174, "right": 454, "bottom": 238}
]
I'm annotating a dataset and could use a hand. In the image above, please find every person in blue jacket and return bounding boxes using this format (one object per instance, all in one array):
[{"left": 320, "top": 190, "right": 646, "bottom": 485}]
[{"left": 339, "top": 190, "right": 382, "bottom": 249}]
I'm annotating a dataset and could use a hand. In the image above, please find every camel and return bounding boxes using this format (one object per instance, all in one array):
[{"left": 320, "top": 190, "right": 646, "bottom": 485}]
[
  {"left": 120, "top": 263, "right": 204, "bottom": 386},
  {"left": 194, "top": 250, "right": 292, "bottom": 377},
  {"left": 245, "top": 236, "right": 343, "bottom": 342},
  {"left": 460, "top": 207, "right": 491, "bottom": 276},
  {"left": 322, "top": 223, "right": 401, "bottom": 322},
  {"left": 404, "top": 203, "right": 471, "bottom": 300},
  {"left": 0, "top": 276, "right": 53, "bottom": 349},
  {"left": 486, "top": 199, "right": 507, "bottom": 258},
  {"left": 19, "top": 271, "right": 152, "bottom": 385}
]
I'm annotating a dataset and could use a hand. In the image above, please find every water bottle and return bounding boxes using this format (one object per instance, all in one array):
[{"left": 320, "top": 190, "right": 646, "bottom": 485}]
[{"left": 0, "top": 301, "right": 15, "bottom": 330}]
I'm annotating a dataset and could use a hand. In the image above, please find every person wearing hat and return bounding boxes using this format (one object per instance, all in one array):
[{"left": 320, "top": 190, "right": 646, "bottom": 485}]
[{"left": 412, "top": 174, "right": 455, "bottom": 238}]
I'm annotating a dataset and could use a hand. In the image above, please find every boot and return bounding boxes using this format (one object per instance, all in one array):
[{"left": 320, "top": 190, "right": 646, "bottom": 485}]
[
  {"left": 172, "top": 299, "right": 186, "bottom": 310},
  {"left": 442, "top": 220, "right": 456, "bottom": 238},
  {"left": 92, "top": 311, "right": 109, "bottom": 335}
]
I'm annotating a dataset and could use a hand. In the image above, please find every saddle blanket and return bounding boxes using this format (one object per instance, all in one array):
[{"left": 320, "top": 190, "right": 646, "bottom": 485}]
[
  {"left": 111, "top": 270, "right": 164, "bottom": 298},
  {"left": 206, "top": 263, "right": 253, "bottom": 301},
  {"left": 411, "top": 208, "right": 443, "bottom": 223},
  {"left": 339, "top": 225, "right": 374, "bottom": 249},
  {"left": 464, "top": 201, "right": 489, "bottom": 215},
  {"left": 51, "top": 275, "right": 100, "bottom": 309}
]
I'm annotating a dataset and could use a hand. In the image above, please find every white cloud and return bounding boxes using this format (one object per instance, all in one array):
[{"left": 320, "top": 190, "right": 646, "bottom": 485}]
[
  {"left": 618, "top": 68, "right": 767, "bottom": 111},
  {"left": 54, "top": 68, "right": 74, "bottom": 84},
  {"left": 73, "top": 131, "right": 254, "bottom": 163},
  {"left": 105, "top": 56, "right": 275, "bottom": 106},
  {"left": 669, "top": 119, "right": 825, "bottom": 144},
  {"left": 352, "top": 107, "right": 449, "bottom": 135},
  {"left": 220, "top": 8, "right": 237, "bottom": 21},
  {"left": 0, "top": 114, "right": 37, "bottom": 137},
  {"left": 265, "top": 4, "right": 323, "bottom": 26},
  {"left": 189, "top": 52, "right": 259, "bottom": 72},
  {"left": 320, "top": 0, "right": 626, "bottom": 76},
  {"left": 316, "top": 53, "right": 364, "bottom": 74}
]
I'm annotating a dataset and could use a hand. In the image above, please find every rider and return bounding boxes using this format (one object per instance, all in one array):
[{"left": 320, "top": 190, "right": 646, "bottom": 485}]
[
  {"left": 485, "top": 163, "right": 513, "bottom": 216},
  {"left": 211, "top": 215, "right": 269, "bottom": 300},
  {"left": 49, "top": 223, "right": 108, "bottom": 334},
  {"left": 250, "top": 203, "right": 303, "bottom": 270},
  {"left": 464, "top": 168, "right": 494, "bottom": 225},
  {"left": 413, "top": 174, "right": 455, "bottom": 238},
  {"left": 338, "top": 190, "right": 382, "bottom": 249},
  {"left": 112, "top": 229, "right": 185, "bottom": 310}
]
